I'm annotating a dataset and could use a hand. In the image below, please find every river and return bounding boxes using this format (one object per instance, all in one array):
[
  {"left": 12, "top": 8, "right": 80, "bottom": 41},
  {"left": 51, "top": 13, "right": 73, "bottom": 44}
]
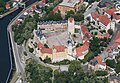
[{"left": 0, "top": 0, "right": 37, "bottom": 83}]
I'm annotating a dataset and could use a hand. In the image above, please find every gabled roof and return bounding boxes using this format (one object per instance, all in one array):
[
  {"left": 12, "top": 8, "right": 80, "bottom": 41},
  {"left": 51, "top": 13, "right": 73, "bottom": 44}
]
[
  {"left": 41, "top": 48, "right": 53, "bottom": 54},
  {"left": 53, "top": 6, "right": 59, "bottom": 13},
  {"left": 76, "top": 41, "right": 89, "bottom": 56},
  {"left": 6, "top": 4, "right": 10, "bottom": 9},
  {"left": 53, "top": 45, "right": 65, "bottom": 52},
  {"left": 91, "top": 12, "right": 99, "bottom": 20},
  {"left": 95, "top": 34, "right": 105, "bottom": 39},
  {"left": 105, "top": 8, "right": 117, "bottom": 15},
  {"left": 114, "top": 30, "right": 120, "bottom": 44},
  {"left": 95, "top": 55, "right": 103, "bottom": 64},
  {"left": 98, "top": 15, "right": 110, "bottom": 26},
  {"left": 81, "top": 24, "right": 89, "bottom": 35},
  {"left": 38, "top": 41, "right": 44, "bottom": 49},
  {"left": 90, "top": 55, "right": 106, "bottom": 66},
  {"left": 105, "top": 8, "right": 120, "bottom": 20},
  {"left": 113, "top": 13, "right": 120, "bottom": 20}
]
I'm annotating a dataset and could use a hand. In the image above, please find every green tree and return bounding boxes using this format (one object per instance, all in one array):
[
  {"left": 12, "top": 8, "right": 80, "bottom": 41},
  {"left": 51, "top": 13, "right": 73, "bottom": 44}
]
[
  {"left": 25, "top": 59, "right": 53, "bottom": 83},
  {"left": 95, "top": 71, "right": 108, "bottom": 76},
  {"left": 68, "top": 60, "right": 82, "bottom": 73},
  {"left": 108, "top": 29, "right": 113, "bottom": 35},
  {"left": 65, "top": 10, "right": 74, "bottom": 20},
  {"left": 29, "top": 47, "right": 34, "bottom": 53},
  {"left": 43, "top": 56, "right": 51, "bottom": 63}
]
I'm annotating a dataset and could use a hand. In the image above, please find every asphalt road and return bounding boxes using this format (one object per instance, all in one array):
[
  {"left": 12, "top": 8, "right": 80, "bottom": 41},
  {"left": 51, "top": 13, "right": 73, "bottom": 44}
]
[{"left": 84, "top": 2, "right": 99, "bottom": 17}]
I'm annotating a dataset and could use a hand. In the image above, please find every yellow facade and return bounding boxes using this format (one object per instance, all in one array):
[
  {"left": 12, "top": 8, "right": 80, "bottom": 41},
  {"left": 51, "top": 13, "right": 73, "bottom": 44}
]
[{"left": 40, "top": 48, "right": 68, "bottom": 62}]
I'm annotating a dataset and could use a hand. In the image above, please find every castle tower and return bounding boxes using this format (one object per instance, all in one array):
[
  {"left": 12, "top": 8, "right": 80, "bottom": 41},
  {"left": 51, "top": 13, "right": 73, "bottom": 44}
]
[{"left": 68, "top": 17, "right": 75, "bottom": 34}]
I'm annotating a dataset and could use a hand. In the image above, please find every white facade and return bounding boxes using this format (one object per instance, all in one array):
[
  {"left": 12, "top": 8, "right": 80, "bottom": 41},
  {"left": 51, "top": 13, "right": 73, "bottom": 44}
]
[{"left": 68, "top": 18, "right": 75, "bottom": 34}]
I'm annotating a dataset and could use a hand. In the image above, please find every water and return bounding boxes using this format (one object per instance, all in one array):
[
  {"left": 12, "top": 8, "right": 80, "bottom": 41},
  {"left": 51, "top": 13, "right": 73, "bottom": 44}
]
[{"left": 0, "top": 0, "right": 38, "bottom": 83}]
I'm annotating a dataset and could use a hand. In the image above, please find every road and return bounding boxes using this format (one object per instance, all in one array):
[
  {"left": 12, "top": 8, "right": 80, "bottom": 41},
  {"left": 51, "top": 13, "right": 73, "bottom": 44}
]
[
  {"left": 7, "top": 1, "right": 39, "bottom": 83},
  {"left": 84, "top": 2, "right": 99, "bottom": 17}
]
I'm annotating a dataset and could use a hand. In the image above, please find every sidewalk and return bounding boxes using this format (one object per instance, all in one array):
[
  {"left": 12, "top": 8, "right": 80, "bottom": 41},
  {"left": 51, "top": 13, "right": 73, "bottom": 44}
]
[{"left": 10, "top": 72, "right": 18, "bottom": 83}]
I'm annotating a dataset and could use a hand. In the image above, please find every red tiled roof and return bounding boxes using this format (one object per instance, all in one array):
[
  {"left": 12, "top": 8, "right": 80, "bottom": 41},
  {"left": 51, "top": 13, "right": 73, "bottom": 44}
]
[
  {"left": 53, "top": 45, "right": 65, "bottom": 52},
  {"left": 68, "top": 17, "right": 74, "bottom": 23},
  {"left": 53, "top": 6, "right": 59, "bottom": 13},
  {"left": 105, "top": 8, "right": 117, "bottom": 15},
  {"left": 113, "top": 13, "right": 120, "bottom": 20},
  {"left": 31, "top": 5, "right": 36, "bottom": 10},
  {"left": 91, "top": 12, "right": 99, "bottom": 20},
  {"left": 105, "top": 8, "right": 120, "bottom": 20},
  {"left": 98, "top": 15, "right": 110, "bottom": 26},
  {"left": 95, "top": 55, "right": 103, "bottom": 64},
  {"left": 105, "top": 33, "right": 110, "bottom": 38},
  {"left": 38, "top": 41, "right": 44, "bottom": 49},
  {"left": 81, "top": 24, "right": 89, "bottom": 35},
  {"left": 6, "top": 4, "right": 10, "bottom": 9},
  {"left": 96, "top": 34, "right": 105, "bottom": 39},
  {"left": 101, "top": 62, "right": 106, "bottom": 66},
  {"left": 76, "top": 41, "right": 89, "bottom": 56},
  {"left": 41, "top": 48, "right": 53, "bottom": 54},
  {"left": 114, "top": 31, "right": 120, "bottom": 44}
]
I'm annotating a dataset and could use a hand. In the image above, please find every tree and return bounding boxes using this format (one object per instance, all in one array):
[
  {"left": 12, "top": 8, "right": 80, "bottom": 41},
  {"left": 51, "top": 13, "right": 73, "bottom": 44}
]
[
  {"left": 106, "top": 59, "right": 116, "bottom": 68},
  {"left": 43, "top": 56, "right": 51, "bottom": 63},
  {"left": 95, "top": 71, "right": 108, "bottom": 76},
  {"left": 25, "top": 59, "right": 53, "bottom": 83},
  {"left": 44, "top": 44, "right": 49, "bottom": 48},
  {"left": 29, "top": 47, "right": 34, "bottom": 53},
  {"left": 68, "top": 60, "right": 82, "bottom": 73},
  {"left": 115, "top": 63, "right": 120, "bottom": 73},
  {"left": 108, "top": 29, "right": 113, "bottom": 35},
  {"left": 74, "top": 13, "right": 84, "bottom": 21},
  {"left": 65, "top": 10, "right": 74, "bottom": 20}
]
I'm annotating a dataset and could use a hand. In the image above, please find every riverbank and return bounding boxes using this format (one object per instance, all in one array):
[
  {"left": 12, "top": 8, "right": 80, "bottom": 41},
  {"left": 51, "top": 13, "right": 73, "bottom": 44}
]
[
  {"left": 7, "top": 1, "right": 39, "bottom": 83},
  {"left": 0, "top": 7, "right": 18, "bottom": 19}
]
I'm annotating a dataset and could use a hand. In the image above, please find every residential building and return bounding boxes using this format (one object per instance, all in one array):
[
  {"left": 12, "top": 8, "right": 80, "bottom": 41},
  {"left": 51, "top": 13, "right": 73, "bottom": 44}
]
[
  {"left": 88, "top": 55, "right": 106, "bottom": 71},
  {"left": 88, "top": 11, "right": 115, "bottom": 32},
  {"left": 109, "top": 76, "right": 120, "bottom": 83},
  {"left": 104, "top": 8, "right": 120, "bottom": 23},
  {"left": 97, "top": 0, "right": 113, "bottom": 9},
  {"left": 53, "top": 0, "right": 84, "bottom": 14},
  {"left": 75, "top": 41, "right": 89, "bottom": 60},
  {"left": 114, "top": 30, "right": 120, "bottom": 48}
]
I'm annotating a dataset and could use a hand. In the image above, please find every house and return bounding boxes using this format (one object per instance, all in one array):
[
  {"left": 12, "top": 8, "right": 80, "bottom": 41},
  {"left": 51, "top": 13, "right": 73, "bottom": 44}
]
[
  {"left": 75, "top": 41, "right": 89, "bottom": 60},
  {"left": 104, "top": 8, "right": 120, "bottom": 23},
  {"left": 97, "top": 0, "right": 113, "bottom": 9},
  {"left": 109, "top": 76, "right": 120, "bottom": 83},
  {"left": 35, "top": 9, "right": 42, "bottom": 14},
  {"left": 90, "top": 12, "right": 99, "bottom": 22},
  {"left": 6, "top": 4, "right": 10, "bottom": 9},
  {"left": 98, "top": 15, "right": 112, "bottom": 31},
  {"left": 80, "top": 24, "right": 90, "bottom": 41},
  {"left": 53, "top": 0, "right": 84, "bottom": 14},
  {"left": 89, "top": 11, "right": 115, "bottom": 31},
  {"left": 88, "top": 55, "right": 106, "bottom": 71},
  {"left": 113, "top": 30, "right": 120, "bottom": 51}
]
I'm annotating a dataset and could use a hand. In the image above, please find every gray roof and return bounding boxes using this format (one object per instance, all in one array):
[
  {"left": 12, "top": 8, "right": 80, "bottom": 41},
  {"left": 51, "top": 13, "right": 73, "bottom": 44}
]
[
  {"left": 110, "top": 76, "right": 120, "bottom": 81},
  {"left": 59, "top": 0, "right": 80, "bottom": 7},
  {"left": 98, "top": 0, "right": 113, "bottom": 8}
]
